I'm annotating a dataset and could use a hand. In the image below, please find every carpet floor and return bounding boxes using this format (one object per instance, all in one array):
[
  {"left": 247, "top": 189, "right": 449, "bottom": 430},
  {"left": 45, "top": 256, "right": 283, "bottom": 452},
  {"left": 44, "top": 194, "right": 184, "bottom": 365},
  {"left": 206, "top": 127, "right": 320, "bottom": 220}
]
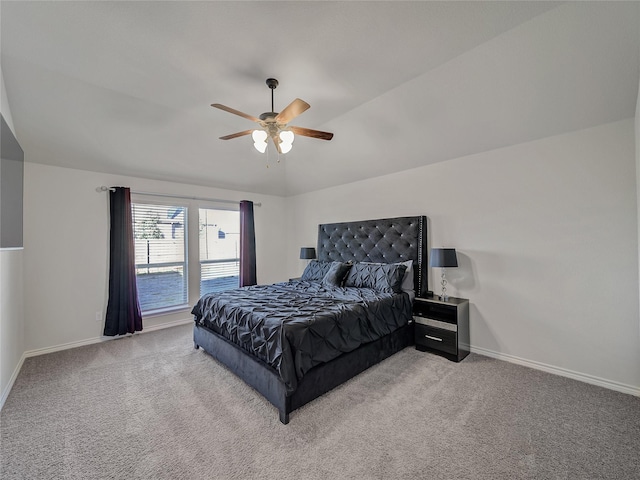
[{"left": 1, "top": 324, "right": 639, "bottom": 479}]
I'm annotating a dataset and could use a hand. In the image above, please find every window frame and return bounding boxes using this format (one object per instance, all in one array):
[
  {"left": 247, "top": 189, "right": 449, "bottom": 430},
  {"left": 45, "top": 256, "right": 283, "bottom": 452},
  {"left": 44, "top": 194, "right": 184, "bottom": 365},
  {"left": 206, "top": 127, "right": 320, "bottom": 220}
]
[
  {"left": 198, "top": 206, "right": 241, "bottom": 298},
  {"left": 131, "top": 194, "right": 240, "bottom": 318},
  {"left": 131, "top": 196, "right": 189, "bottom": 316}
]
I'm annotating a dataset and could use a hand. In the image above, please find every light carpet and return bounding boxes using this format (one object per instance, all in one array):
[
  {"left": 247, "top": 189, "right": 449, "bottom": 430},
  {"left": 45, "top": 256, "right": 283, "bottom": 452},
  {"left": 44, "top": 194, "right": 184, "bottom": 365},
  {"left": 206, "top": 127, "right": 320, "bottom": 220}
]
[{"left": 1, "top": 324, "right": 639, "bottom": 479}]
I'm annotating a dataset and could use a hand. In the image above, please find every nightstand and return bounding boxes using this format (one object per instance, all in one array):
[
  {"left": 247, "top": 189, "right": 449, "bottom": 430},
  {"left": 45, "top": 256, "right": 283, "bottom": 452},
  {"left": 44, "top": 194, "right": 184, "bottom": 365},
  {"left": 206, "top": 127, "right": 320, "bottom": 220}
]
[{"left": 413, "top": 296, "right": 470, "bottom": 362}]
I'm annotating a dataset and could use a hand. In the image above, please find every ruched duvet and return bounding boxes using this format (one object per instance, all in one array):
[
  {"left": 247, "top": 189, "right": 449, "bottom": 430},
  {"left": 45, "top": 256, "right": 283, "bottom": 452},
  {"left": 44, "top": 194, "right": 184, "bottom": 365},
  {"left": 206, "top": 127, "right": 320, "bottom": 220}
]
[{"left": 191, "top": 280, "right": 412, "bottom": 393}]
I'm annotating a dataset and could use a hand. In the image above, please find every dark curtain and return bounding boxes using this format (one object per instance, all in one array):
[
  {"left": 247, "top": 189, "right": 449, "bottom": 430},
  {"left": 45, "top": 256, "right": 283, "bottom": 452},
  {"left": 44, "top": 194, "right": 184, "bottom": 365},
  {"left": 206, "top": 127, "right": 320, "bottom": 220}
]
[
  {"left": 104, "top": 187, "right": 143, "bottom": 336},
  {"left": 239, "top": 200, "right": 257, "bottom": 287}
]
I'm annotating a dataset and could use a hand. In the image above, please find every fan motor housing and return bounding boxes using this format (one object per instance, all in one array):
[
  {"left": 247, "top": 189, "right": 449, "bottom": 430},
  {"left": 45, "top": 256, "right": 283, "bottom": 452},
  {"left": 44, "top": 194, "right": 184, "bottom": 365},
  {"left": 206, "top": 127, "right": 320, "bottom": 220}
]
[{"left": 259, "top": 112, "right": 278, "bottom": 121}]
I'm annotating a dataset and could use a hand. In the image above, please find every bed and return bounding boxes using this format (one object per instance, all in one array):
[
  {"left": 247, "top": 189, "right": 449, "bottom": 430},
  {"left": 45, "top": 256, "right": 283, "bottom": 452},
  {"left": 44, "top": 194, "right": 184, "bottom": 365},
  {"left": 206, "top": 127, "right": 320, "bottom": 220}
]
[{"left": 192, "top": 215, "right": 428, "bottom": 424}]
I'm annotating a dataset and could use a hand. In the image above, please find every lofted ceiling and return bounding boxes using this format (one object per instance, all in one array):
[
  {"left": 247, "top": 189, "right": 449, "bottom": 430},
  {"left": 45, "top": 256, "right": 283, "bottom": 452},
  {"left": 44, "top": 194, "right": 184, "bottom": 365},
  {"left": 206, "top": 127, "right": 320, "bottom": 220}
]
[{"left": 1, "top": 1, "right": 639, "bottom": 197}]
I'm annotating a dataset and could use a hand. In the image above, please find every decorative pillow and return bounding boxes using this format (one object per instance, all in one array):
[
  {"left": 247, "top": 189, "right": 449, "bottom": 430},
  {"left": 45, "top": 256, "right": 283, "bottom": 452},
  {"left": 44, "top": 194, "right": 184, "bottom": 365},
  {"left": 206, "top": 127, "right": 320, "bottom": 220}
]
[
  {"left": 322, "top": 262, "right": 352, "bottom": 287},
  {"left": 344, "top": 262, "right": 407, "bottom": 293},
  {"left": 362, "top": 260, "right": 414, "bottom": 294},
  {"left": 301, "top": 260, "right": 333, "bottom": 282},
  {"left": 399, "top": 260, "right": 414, "bottom": 294}
]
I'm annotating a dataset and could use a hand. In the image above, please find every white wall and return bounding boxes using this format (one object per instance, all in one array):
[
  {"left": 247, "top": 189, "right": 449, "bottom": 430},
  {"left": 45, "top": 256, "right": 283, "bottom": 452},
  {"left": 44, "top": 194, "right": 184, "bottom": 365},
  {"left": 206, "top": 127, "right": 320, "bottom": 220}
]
[
  {"left": 22, "top": 162, "right": 287, "bottom": 352},
  {"left": 636, "top": 73, "right": 640, "bottom": 333},
  {"left": 286, "top": 119, "right": 640, "bottom": 393},
  {"left": 0, "top": 248, "right": 24, "bottom": 406},
  {"left": 0, "top": 64, "right": 25, "bottom": 408}
]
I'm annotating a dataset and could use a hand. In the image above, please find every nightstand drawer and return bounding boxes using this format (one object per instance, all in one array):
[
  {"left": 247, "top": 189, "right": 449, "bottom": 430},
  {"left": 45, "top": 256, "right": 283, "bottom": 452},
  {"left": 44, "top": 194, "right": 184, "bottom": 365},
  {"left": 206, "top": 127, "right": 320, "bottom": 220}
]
[
  {"left": 415, "top": 323, "right": 457, "bottom": 355},
  {"left": 414, "top": 316, "right": 457, "bottom": 332},
  {"left": 413, "top": 301, "right": 456, "bottom": 325}
]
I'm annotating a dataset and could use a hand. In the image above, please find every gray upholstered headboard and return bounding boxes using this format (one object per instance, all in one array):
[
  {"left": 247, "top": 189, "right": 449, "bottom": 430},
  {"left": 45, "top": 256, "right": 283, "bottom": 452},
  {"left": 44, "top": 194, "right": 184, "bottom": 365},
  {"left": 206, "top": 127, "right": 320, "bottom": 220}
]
[{"left": 317, "top": 216, "right": 428, "bottom": 297}]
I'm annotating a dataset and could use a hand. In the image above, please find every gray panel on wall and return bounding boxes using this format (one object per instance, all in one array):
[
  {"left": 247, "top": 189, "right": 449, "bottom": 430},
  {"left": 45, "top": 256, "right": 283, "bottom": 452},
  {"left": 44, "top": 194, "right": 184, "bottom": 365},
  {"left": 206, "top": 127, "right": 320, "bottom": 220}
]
[{"left": 1, "top": 114, "right": 24, "bottom": 248}]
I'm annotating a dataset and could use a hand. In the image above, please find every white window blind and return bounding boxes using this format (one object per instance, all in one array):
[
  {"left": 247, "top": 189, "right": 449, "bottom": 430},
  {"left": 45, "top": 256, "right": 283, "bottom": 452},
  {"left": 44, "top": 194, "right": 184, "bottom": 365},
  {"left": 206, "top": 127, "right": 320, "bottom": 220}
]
[
  {"left": 132, "top": 203, "right": 187, "bottom": 312},
  {"left": 199, "top": 208, "right": 240, "bottom": 296}
]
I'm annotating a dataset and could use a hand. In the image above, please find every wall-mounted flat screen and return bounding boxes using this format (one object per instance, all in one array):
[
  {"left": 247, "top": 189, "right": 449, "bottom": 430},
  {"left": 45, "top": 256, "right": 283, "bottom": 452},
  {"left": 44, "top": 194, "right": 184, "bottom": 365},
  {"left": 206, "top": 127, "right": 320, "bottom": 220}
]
[{"left": 1, "top": 114, "right": 24, "bottom": 249}]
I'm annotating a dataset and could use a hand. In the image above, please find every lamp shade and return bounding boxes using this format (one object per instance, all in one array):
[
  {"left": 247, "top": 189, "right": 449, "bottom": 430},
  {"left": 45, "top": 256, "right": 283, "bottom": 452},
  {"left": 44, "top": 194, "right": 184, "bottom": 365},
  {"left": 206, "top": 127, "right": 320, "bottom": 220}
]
[
  {"left": 430, "top": 248, "right": 458, "bottom": 268},
  {"left": 300, "top": 247, "right": 316, "bottom": 260}
]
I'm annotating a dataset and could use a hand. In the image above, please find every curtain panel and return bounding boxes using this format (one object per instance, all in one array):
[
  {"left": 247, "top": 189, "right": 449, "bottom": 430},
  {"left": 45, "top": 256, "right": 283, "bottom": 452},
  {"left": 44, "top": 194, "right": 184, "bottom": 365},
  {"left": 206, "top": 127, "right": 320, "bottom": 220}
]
[
  {"left": 239, "top": 200, "right": 257, "bottom": 287},
  {"left": 104, "top": 187, "right": 143, "bottom": 336}
]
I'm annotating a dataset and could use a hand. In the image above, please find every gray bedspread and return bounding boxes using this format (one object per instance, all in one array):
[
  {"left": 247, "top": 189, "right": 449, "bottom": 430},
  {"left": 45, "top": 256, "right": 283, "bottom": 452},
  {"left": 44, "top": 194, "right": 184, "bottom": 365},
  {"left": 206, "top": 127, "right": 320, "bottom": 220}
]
[{"left": 191, "top": 281, "right": 412, "bottom": 393}]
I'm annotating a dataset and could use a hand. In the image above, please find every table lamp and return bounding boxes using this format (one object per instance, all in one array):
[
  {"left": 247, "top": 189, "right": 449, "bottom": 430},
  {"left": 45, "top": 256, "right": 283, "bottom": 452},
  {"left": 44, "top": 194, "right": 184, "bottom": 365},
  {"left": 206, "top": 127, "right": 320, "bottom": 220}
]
[
  {"left": 430, "top": 248, "right": 458, "bottom": 300},
  {"left": 300, "top": 247, "right": 316, "bottom": 263}
]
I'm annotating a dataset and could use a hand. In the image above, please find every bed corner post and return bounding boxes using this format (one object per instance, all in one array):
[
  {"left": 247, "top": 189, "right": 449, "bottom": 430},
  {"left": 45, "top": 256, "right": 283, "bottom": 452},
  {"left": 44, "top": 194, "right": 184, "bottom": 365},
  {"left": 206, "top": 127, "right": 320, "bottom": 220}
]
[
  {"left": 193, "top": 324, "right": 200, "bottom": 349},
  {"left": 279, "top": 397, "right": 291, "bottom": 424},
  {"left": 279, "top": 410, "right": 290, "bottom": 425}
]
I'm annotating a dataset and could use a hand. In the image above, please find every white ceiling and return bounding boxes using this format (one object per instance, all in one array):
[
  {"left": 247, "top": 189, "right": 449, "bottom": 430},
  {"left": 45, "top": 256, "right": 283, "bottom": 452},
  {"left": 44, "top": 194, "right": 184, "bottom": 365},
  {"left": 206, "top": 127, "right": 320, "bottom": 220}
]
[{"left": 1, "top": 1, "right": 639, "bottom": 196}]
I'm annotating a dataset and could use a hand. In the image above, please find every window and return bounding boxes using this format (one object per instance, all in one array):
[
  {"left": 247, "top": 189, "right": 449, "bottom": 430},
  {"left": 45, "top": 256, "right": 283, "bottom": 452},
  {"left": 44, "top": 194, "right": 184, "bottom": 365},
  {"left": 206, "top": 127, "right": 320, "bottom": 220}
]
[
  {"left": 132, "top": 200, "right": 240, "bottom": 315},
  {"left": 199, "top": 208, "right": 240, "bottom": 296},
  {"left": 132, "top": 203, "right": 187, "bottom": 313}
]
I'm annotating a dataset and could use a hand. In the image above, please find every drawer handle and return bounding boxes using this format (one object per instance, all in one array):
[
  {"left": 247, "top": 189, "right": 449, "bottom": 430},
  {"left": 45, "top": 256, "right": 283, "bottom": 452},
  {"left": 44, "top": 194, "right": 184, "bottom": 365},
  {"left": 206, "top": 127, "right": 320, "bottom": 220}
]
[{"left": 425, "top": 335, "right": 443, "bottom": 342}]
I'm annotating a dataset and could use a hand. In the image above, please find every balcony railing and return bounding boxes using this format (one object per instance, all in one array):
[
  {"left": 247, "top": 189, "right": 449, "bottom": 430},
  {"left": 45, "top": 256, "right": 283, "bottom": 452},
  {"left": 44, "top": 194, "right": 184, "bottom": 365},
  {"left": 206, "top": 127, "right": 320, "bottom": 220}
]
[
  {"left": 135, "top": 262, "right": 187, "bottom": 312},
  {"left": 135, "top": 258, "right": 240, "bottom": 312},
  {"left": 200, "top": 258, "right": 240, "bottom": 295}
]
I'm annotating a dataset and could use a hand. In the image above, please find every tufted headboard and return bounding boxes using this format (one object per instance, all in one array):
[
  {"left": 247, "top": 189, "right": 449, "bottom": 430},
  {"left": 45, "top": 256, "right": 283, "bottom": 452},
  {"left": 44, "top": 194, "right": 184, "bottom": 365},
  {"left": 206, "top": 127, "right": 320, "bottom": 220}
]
[{"left": 317, "top": 216, "right": 428, "bottom": 298}]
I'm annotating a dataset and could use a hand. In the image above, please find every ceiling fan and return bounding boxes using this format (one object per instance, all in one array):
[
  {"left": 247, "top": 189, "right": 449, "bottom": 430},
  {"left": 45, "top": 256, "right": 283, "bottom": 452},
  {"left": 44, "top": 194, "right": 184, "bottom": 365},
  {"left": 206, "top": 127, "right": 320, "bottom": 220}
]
[{"left": 211, "top": 78, "right": 333, "bottom": 154}]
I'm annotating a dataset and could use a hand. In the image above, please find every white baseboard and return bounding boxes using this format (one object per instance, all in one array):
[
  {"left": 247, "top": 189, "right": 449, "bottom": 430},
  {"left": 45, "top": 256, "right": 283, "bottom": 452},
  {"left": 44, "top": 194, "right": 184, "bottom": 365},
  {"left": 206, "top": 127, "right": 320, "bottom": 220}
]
[
  {"left": 24, "top": 335, "right": 111, "bottom": 358},
  {"left": 22, "top": 318, "right": 192, "bottom": 358},
  {"left": 471, "top": 345, "right": 640, "bottom": 397},
  {"left": 5, "top": 325, "right": 638, "bottom": 410},
  {"left": 0, "top": 318, "right": 192, "bottom": 411},
  {"left": 142, "top": 317, "right": 192, "bottom": 333},
  {"left": 0, "top": 352, "right": 26, "bottom": 411}
]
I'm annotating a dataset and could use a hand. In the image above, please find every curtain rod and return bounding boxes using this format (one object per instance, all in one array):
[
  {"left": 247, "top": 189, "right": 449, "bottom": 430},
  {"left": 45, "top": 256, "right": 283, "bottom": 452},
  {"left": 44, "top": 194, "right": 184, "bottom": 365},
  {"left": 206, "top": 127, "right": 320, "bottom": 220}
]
[{"left": 97, "top": 186, "right": 261, "bottom": 207}]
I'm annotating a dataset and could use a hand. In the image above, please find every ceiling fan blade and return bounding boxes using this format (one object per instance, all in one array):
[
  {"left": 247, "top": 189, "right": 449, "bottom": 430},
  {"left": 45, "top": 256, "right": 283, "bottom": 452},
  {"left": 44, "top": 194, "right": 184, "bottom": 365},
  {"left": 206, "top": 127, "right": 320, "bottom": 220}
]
[
  {"left": 219, "top": 130, "right": 254, "bottom": 140},
  {"left": 270, "top": 134, "right": 282, "bottom": 154},
  {"left": 289, "top": 125, "right": 334, "bottom": 141},
  {"left": 275, "top": 98, "right": 310, "bottom": 124},
  {"left": 211, "top": 104, "right": 260, "bottom": 123}
]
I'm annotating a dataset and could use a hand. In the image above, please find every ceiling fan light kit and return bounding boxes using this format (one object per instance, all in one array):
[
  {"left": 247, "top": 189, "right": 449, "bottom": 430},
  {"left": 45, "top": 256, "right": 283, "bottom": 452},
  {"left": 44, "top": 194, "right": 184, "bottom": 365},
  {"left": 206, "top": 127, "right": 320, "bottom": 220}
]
[
  {"left": 251, "top": 130, "right": 268, "bottom": 153},
  {"left": 278, "top": 130, "right": 294, "bottom": 154},
  {"left": 211, "top": 78, "right": 333, "bottom": 157}
]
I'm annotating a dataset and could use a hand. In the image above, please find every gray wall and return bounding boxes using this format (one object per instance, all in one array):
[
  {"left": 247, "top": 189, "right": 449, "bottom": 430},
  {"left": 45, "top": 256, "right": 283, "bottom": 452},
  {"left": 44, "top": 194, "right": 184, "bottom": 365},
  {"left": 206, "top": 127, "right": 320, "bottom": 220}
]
[
  {"left": 1, "top": 114, "right": 24, "bottom": 249},
  {"left": 1, "top": 67, "right": 25, "bottom": 409}
]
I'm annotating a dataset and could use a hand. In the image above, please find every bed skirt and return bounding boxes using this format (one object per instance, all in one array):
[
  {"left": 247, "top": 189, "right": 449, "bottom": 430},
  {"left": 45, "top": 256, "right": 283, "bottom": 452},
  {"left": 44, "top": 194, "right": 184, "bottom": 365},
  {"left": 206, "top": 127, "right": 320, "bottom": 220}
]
[{"left": 193, "top": 322, "right": 414, "bottom": 424}]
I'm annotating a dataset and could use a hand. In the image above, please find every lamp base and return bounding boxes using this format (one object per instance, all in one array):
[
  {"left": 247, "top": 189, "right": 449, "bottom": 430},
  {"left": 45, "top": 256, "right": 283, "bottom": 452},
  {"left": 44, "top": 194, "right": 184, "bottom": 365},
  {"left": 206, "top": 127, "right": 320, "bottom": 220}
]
[{"left": 439, "top": 268, "right": 449, "bottom": 302}]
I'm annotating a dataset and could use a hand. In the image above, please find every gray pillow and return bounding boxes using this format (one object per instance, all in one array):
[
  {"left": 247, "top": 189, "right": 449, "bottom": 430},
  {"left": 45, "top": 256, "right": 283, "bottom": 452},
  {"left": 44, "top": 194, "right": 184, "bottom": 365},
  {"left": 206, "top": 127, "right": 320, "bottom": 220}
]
[
  {"left": 344, "top": 262, "right": 407, "bottom": 293},
  {"left": 322, "top": 262, "right": 352, "bottom": 287},
  {"left": 301, "top": 260, "right": 333, "bottom": 281},
  {"left": 364, "top": 260, "right": 414, "bottom": 294}
]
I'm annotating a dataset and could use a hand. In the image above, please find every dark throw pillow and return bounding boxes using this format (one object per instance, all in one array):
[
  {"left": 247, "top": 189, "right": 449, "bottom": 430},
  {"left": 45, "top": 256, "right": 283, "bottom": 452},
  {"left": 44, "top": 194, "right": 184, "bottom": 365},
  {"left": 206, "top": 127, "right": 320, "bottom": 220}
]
[
  {"left": 344, "top": 262, "right": 407, "bottom": 293},
  {"left": 322, "top": 262, "right": 352, "bottom": 287},
  {"left": 301, "top": 260, "right": 333, "bottom": 282}
]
